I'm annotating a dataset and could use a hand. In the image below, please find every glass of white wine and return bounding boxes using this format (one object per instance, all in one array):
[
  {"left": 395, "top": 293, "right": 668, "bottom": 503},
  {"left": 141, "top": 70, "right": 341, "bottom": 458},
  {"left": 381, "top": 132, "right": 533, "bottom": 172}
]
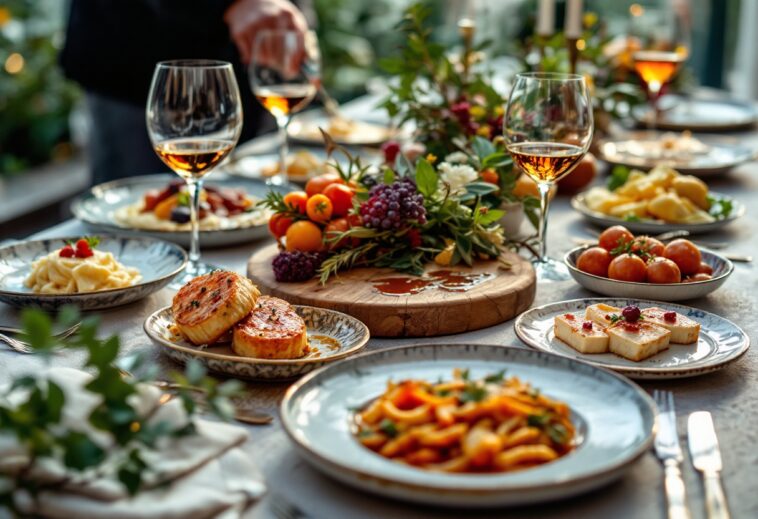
[
  {"left": 504, "top": 72, "right": 593, "bottom": 281},
  {"left": 249, "top": 29, "right": 320, "bottom": 185},
  {"left": 146, "top": 60, "right": 242, "bottom": 284}
]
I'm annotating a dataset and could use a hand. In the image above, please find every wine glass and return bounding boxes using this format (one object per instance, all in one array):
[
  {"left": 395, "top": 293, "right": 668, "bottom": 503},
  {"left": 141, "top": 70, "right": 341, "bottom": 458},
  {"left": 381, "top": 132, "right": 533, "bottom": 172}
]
[
  {"left": 630, "top": 1, "right": 691, "bottom": 128},
  {"left": 249, "top": 29, "right": 320, "bottom": 185},
  {"left": 146, "top": 60, "right": 242, "bottom": 285},
  {"left": 504, "top": 72, "right": 593, "bottom": 281}
]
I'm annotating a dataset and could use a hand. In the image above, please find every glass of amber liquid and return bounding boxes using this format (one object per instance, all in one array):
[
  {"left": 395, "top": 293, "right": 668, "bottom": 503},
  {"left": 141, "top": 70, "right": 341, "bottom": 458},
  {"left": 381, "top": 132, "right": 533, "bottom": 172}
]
[
  {"left": 633, "top": 49, "right": 686, "bottom": 128},
  {"left": 250, "top": 30, "right": 320, "bottom": 185},
  {"left": 147, "top": 60, "right": 242, "bottom": 283},
  {"left": 504, "top": 73, "right": 593, "bottom": 281}
]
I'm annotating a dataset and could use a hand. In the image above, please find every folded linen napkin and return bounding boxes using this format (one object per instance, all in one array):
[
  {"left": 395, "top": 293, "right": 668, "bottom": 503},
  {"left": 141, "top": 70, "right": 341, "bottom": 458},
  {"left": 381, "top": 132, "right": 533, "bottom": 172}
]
[{"left": 0, "top": 367, "right": 265, "bottom": 518}]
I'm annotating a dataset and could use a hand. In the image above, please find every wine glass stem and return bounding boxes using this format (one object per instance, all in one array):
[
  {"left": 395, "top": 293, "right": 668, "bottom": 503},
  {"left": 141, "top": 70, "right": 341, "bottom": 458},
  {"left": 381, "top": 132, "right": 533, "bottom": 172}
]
[
  {"left": 274, "top": 116, "right": 290, "bottom": 185},
  {"left": 536, "top": 182, "right": 553, "bottom": 263},
  {"left": 648, "top": 83, "right": 661, "bottom": 130},
  {"left": 186, "top": 178, "right": 203, "bottom": 271}
]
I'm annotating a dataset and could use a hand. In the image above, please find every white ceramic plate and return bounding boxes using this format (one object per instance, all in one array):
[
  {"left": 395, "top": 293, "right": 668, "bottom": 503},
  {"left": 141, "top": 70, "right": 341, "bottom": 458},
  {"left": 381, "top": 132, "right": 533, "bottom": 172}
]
[
  {"left": 571, "top": 192, "right": 744, "bottom": 235},
  {"left": 515, "top": 298, "right": 749, "bottom": 379},
  {"left": 564, "top": 246, "right": 733, "bottom": 301},
  {"left": 281, "top": 344, "right": 656, "bottom": 507},
  {"left": 0, "top": 236, "right": 186, "bottom": 310},
  {"left": 597, "top": 133, "right": 755, "bottom": 176},
  {"left": 71, "top": 174, "right": 293, "bottom": 248},
  {"left": 633, "top": 96, "right": 758, "bottom": 132},
  {"left": 144, "top": 305, "right": 369, "bottom": 380},
  {"left": 287, "top": 117, "right": 394, "bottom": 147}
]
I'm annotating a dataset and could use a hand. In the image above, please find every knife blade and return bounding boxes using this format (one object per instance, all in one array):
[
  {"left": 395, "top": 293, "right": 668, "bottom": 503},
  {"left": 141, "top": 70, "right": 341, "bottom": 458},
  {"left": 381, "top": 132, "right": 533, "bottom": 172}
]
[{"left": 688, "top": 411, "right": 730, "bottom": 519}]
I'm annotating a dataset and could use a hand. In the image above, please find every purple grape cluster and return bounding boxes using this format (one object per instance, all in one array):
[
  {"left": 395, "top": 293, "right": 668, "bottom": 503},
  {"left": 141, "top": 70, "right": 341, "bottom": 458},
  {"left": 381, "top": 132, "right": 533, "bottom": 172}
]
[
  {"left": 360, "top": 178, "right": 426, "bottom": 231},
  {"left": 272, "top": 251, "right": 326, "bottom": 282}
]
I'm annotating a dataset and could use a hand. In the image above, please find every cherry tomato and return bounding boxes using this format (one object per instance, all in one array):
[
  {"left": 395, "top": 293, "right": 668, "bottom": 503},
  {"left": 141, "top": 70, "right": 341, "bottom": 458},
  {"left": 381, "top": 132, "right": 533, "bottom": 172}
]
[
  {"left": 646, "top": 257, "right": 682, "bottom": 284},
  {"left": 322, "top": 183, "right": 354, "bottom": 217},
  {"left": 268, "top": 213, "right": 293, "bottom": 239},
  {"left": 684, "top": 273, "right": 713, "bottom": 283},
  {"left": 697, "top": 262, "right": 713, "bottom": 275},
  {"left": 285, "top": 221, "right": 323, "bottom": 252},
  {"left": 576, "top": 247, "right": 612, "bottom": 277},
  {"left": 663, "top": 239, "right": 701, "bottom": 276},
  {"left": 631, "top": 236, "right": 665, "bottom": 257},
  {"left": 306, "top": 194, "right": 333, "bottom": 223},
  {"left": 480, "top": 169, "right": 499, "bottom": 185},
  {"left": 607, "top": 253, "right": 647, "bottom": 282},
  {"left": 305, "top": 173, "right": 344, "bottom": 198},
  {"left": 324, "top": 218, "right": 350, "bottom": 249},
  {"left": 283, "top": 191, "right": 308, "bottom": 214},
  {"left": 599, "top": 225, "right": 635, "bottom": 253}
]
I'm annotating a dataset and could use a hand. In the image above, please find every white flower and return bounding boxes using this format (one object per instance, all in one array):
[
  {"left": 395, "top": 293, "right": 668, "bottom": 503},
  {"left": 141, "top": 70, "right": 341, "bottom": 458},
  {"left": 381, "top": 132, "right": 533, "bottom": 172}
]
[
  {"left": 481, "top": 224, "right": 505, "bottom": 246},
  {"left": 438, "top": 162, "right": 478, "bottom": 195},
  {"left": 444, "top": 152, "right": 469, "bottom": 164}
]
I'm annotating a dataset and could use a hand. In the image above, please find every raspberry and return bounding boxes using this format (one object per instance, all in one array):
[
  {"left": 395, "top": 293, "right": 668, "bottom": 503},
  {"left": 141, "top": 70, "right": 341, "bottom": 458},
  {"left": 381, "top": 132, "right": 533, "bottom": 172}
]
[
  {"left": 75, "top": 239, "right": 93, "bottom": 258},
  {"left": 359, "top": 178, "right": 426, "bottom": 231},
  {"left": 272, "top": 251, "right": 327, "bottom": 282},
  {"left": 59, "top": 245, "right": 75, "bottom": 258},
  {"left": 622, "top": 305, "right": 641, "bottom": 323}
]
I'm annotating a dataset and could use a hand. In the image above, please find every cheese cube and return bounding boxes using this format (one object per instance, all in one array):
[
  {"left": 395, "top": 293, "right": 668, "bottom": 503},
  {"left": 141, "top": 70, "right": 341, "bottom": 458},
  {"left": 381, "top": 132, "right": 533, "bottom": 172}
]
[
  {"left": 607, "top": 321, "right": 671, "bottom": 361},
  {"left": 641, "top": 308, "right": 700, "bottom": 344},
  {"left": 584, "top": 303, "right": 621, "bottom": 328},
  {"left": 554, "top": 313, "right": 609, "bottom": 354}
]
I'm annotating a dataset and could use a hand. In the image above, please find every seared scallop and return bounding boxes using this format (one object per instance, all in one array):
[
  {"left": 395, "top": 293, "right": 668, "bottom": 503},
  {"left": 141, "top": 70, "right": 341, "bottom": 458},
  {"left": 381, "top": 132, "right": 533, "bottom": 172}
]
[
  {"left": 172, "top": 271, "right": 259, "bottom": 345},
  {"left": 232, "top": 296, "right": 308, "bottom": 359}
]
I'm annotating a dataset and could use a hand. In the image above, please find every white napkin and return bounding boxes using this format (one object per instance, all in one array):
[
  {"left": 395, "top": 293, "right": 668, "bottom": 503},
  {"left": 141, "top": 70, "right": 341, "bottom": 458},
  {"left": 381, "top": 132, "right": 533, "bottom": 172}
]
[{"left": 0, "top": 367, "right": 266, "bottom": 518}]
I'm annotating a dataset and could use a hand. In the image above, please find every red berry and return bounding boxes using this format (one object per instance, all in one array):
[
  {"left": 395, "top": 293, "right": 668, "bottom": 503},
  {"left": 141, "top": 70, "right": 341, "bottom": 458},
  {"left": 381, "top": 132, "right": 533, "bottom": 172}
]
[
  {"left": 381, "top": 140, "right": 401, "bottom": 164},
  {"left": 75, "top": 238, "right": 90, "bottom": 250},
  {"left": 582, "top": 321, "right": 593, "bottom": 331},
  {"left": 75, "top": 248, "right": 94, "bottom": 258},
  {"left": 664, "top": 311, "right": 677, "bottom": 323},
  {"left": 59, "top": 245, "right": 75, "bottom": 258}
]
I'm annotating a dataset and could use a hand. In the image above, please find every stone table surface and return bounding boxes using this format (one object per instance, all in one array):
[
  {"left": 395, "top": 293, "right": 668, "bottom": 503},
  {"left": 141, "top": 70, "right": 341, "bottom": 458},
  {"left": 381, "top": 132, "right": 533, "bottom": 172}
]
[{"left": 1, "top": 104, "right": 758, "bottom": 519}]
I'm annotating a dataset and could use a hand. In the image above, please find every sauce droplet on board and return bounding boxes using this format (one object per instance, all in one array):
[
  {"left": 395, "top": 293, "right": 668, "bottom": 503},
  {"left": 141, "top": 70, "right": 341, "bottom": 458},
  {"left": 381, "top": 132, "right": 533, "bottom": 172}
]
[{"left": 372, "top": 270, "right": 494, "bottom": 296}]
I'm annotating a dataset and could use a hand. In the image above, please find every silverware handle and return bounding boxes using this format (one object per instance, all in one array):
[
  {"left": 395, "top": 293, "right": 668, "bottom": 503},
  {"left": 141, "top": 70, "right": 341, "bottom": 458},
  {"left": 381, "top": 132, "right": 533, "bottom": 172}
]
[
  {"left": 704, "top": 472, "right": 730, "bottom": 519},
  {"left": 664, "top": 459, "right": 691, "bottom": 519}
]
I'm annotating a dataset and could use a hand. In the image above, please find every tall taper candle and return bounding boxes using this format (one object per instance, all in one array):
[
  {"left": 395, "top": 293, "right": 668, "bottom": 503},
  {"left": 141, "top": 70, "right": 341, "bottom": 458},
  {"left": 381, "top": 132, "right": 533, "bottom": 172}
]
[
  {"left": 565, "top": 0, "right": 584, "bottom": 39},
  {"left": 536, "top": 0, "right": 555, "bottom": 36}
]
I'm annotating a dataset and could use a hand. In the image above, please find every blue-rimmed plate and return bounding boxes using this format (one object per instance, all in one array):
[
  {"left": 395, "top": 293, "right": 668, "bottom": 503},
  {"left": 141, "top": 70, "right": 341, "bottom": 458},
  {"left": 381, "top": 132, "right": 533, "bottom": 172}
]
[
  {"left": 564, "top": 246, "right": 733, "bottom": 301},
  {"left": 0, "top": 236, "right": 186, "bottom": 310},
  {"left": 515, "top": 298, "right": 749, "bottom": 379},
  {"left": 71, "top": 174, "right": 294, "bottom": 248},
  {"left": 144, "top": 304, "right": 370, "bottom": 380},
  {"left": 280, "top": 344, "right": 655, "bottom": 507}
]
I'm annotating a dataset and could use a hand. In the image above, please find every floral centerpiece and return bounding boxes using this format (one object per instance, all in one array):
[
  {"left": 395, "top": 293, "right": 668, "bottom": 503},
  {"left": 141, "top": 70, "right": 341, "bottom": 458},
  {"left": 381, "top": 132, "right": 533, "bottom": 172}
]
[{"left": 263, "top": 133, "right": 515, "bottom": 284}]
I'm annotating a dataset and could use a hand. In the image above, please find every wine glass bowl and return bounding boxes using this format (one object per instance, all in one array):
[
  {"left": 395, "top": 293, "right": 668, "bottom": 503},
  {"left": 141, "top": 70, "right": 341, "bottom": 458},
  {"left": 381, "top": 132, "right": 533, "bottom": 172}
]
[
  {"left": 250, "top": 30, "right": 320, "bottom": 185},
  {"left": 146, "top": 60, "right": 242, "bottom": 284},
  {"left": 504, "top": 72, "right": 593, "bottom": 281}
]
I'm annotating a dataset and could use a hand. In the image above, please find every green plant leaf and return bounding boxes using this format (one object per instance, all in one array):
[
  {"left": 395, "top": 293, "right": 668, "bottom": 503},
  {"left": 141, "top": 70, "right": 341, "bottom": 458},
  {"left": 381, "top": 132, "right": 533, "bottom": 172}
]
[{"left": 415, "top": 159, "right": 438, "bottom": 198}]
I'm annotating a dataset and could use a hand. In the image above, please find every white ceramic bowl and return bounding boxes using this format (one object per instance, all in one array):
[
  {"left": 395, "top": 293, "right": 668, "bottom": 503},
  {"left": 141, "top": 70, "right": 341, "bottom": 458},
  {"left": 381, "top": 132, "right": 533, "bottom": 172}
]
[{"left": 564, "top": 246, "right": 733, "bottom": 301}]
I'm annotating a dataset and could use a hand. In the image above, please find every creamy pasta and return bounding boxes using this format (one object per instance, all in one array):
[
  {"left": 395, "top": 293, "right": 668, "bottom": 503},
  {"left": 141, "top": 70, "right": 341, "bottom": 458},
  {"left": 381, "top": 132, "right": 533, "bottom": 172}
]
[{"left": 25, "top": 249, "right": 141, "bottom": 294}]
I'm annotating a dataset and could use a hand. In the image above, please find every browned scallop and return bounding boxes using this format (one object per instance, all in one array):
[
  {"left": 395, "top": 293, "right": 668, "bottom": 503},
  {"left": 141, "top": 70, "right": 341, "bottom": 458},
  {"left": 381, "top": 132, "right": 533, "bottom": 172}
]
[
  {"left": 172, "top": 270, "right": 259, "bottom": 345},
  {"left": 232, "top": 296, "right": 308, "bottom": 359}
]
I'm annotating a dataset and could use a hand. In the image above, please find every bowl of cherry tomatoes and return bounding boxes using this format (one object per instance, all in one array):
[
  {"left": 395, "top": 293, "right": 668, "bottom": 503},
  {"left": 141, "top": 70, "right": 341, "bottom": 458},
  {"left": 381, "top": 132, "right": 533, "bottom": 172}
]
[{"left": 564, "top": 225, "right": 733, "bottom": 301}]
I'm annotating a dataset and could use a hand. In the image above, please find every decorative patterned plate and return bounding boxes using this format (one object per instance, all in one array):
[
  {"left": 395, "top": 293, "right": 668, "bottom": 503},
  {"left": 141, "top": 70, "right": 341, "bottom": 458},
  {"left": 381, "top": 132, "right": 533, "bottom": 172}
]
[
  {"left": 71, "top": 174, "right": 293, "bottom": 248},
  {"left": 564, "top": 246, "right": 733, "bottom": 301},
  {"left": 515, "top": 298, "right": 749, "bottom": 379},
  {"left": 0, "top": 236, "right": 186, "bottom": 310},
  {"left": 280, "top": 344, "right": 656, "bottom": 507},
  {"left": 144, "top": 305, "right": 370, "bottom": 380},
  {"left": 571, "top": 192, "right": 744, "bottom": 235},
  {"left": 597, "top": 133, "right": 755, "bottom": 176}
]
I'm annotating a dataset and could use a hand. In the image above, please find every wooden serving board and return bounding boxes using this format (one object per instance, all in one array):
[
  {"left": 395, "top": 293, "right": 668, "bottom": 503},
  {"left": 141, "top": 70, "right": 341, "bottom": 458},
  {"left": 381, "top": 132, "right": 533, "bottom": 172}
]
[{"left": 247, "top": 244, "right": 536, "bottom": 337}]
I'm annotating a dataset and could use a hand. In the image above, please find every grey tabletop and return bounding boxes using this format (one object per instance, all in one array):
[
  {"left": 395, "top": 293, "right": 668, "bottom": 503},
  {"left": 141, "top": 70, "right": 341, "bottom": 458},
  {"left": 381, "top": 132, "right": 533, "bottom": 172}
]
[{"left": 1, "top": 102, "right": 758, "bottom": 519}]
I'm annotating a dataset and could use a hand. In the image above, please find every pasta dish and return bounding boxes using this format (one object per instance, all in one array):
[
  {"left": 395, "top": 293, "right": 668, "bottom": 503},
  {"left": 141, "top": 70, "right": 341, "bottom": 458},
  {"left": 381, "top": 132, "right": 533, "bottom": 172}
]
[
  {"left": 25, "top": 239, "right": 141, "bottom": 294},
  {"left": 354, "top": 369, "right": 576, "bottom": 473}
]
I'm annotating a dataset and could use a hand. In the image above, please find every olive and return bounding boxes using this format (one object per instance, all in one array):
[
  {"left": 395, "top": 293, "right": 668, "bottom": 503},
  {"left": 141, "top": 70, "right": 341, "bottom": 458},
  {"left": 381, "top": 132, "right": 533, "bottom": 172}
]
[{"left": 170, "top": 206, "right": 191, "bottom": 224}]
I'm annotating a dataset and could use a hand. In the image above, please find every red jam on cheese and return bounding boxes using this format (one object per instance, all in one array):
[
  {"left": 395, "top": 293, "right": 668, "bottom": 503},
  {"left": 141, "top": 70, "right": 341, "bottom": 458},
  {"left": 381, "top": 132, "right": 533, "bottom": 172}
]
[{"left": 663, "top": 311, "right": 677, "bottom": 323}]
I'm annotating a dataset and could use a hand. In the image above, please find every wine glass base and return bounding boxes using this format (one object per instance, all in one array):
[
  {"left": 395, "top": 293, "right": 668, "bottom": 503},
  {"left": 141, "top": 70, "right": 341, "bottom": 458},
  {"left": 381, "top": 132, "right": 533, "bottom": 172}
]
[
  {"left": 532, "top": 258, "right": 571, "bottom": 282},
  {"left": 266, "top": 173, "right": 288, "bottom": 186},
  {"left": 168, "top": 261, "right": 221, "bottom": 290}
]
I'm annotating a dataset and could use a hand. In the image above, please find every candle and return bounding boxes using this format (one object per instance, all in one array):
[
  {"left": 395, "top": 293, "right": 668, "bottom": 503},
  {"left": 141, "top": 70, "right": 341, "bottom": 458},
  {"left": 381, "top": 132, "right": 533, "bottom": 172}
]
[
  {"left": 536, "top": 0, "right": 555, "bottom": 36},
  {"left": 565, "top": 0, "right": 584, "bottom": 39}
]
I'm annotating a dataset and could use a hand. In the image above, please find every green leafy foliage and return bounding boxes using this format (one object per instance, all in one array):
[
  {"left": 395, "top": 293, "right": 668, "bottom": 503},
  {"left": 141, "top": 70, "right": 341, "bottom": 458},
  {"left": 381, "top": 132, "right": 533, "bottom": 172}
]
[
  {"left": 706, "top": 195, "right": 734, "bottom": 220},
  {"left": 607, "top": 165, "right": 632, "bottom": 191},
  {"left": 0, "top": 307, "right": 241, "bottom": 511}
]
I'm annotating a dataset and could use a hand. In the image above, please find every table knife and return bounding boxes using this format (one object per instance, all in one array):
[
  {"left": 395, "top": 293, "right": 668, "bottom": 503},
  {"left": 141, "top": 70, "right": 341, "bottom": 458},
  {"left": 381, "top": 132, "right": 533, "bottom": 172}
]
[{"left": 688, "top": 411, "right": 730, "bottom": 519}]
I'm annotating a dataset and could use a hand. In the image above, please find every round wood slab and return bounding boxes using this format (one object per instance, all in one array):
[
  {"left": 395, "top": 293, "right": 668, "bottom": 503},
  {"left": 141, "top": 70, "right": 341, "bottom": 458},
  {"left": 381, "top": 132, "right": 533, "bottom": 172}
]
[{"left": 247, "top": 244, "right": 536, "bottom": 337}]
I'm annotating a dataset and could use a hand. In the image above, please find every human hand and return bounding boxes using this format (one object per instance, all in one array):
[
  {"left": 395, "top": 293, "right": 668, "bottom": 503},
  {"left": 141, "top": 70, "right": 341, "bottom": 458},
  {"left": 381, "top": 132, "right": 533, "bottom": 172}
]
[{"left": 224, "top": 0, "right": 309, "bottom": 64}]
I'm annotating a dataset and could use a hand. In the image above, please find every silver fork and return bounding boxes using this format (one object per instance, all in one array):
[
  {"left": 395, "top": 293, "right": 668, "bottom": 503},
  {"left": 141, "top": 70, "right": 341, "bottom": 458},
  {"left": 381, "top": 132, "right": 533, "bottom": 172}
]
[
  {"left": 0, "top": 322, "right": 81, "bottom": 354},
  {"left": 654, "top": 390, "right": 692, "bottom": 519},
  {"left": 269, "top": 493, "right": 310, "bottom": 519}
]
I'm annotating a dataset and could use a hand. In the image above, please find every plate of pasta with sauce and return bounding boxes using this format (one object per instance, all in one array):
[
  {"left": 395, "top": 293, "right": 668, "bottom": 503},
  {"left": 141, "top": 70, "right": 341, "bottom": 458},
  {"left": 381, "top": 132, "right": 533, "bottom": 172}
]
[
  {"left": 0, "top": 236, "right": 186, "bottom": 310},
  {"left": 280, "top": 343, "right": 656, "bottom": 507}
]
